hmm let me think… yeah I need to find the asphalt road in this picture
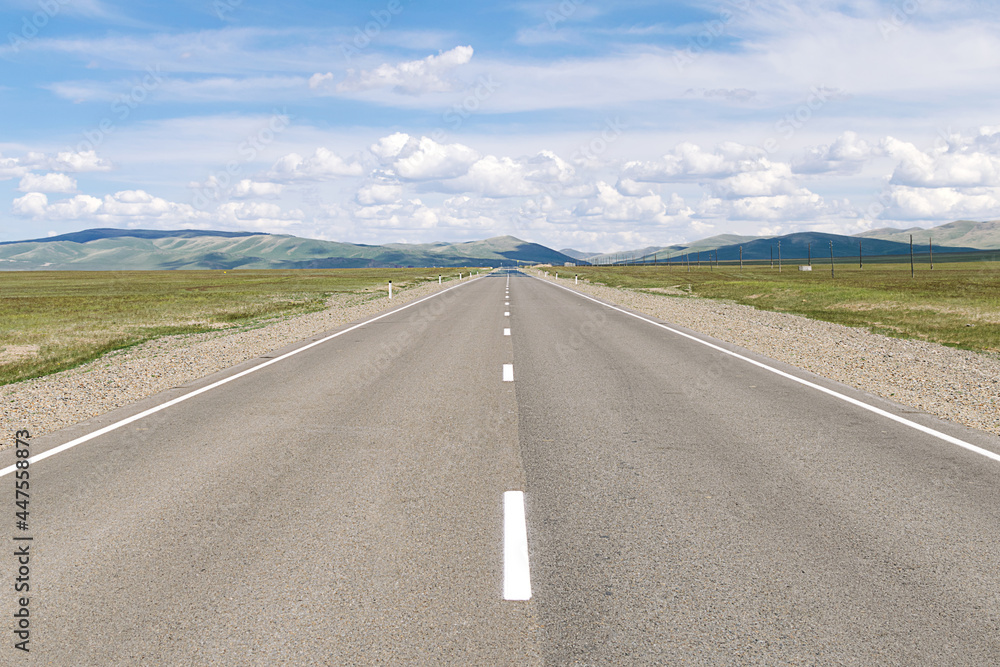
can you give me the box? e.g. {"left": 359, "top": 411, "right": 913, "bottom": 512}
{"left": 3, "top": 269, "right": 1000, "bottom": 665}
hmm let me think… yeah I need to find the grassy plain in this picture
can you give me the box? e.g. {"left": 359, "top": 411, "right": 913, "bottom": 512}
{"left": 0, "top": 268, "right": 479, "bottom": 386}
{"left": 556, "top": 259, "right": 1000, "bottom": 353}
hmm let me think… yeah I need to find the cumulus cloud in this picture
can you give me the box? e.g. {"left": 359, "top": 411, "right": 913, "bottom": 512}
{"left": 385, "top": 135, "right": 481, "bottom": 180}
{"left": 26, "top": 150, "right": 112, "bottom": 172}
{"left": 883, "top": 130, "right": 1000, "bottom": 188}
{"left": 308, "top": 72, "right": 333, "bottom": 89}
{"left": 18, "top": 172, "right": 78, "bottom": 193}
{"left": 622, "top": 142, "right": 769, "bottom": 182}
{"left": 574, "top": 182, "right": 689, "bottom": 224}
{"left": 231, "top": 180, "right": 284, "bottom": 198}
{"left": 793, "top": 131, "right": 874, "bottom": 175}
{"left": 0, "top": 155, "right": 29, "bottom": 180}
{"left": 268, "top": 147, "right": 364, "bottom": 181}
{"left": 356, "top": 182, "right": 403, "bottom": 205}
{"left": 880, "top": 185, "right": 1000, "bottom": 221}
{"left": 12, "top": 189, "right": 204, "bottom": 225}
{"left": 216, "top": 201, "right": 303, "bottom": 228}
{"left": 439, "top": 155, "right": 538, "bottom": 197}
{"left": 338, "top": 45, "right": 474, "bottom": 95}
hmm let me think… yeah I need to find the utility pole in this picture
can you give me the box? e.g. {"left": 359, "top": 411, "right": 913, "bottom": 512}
{"left": 778, "top": 240, "right": 781, "bottom": 273}
{"left": 739, "top": 246, "right": 743, "bottom": 273}
{"left": 808, "top": 242, "right": 811, "bottom": 267}
{"left": 930, "top": 237, "right": 933, "bottom": 270}
{"left": 770, "top": 245, "right": 773, "bottom": 269}
{"left": 859, "top": 240, "right": 863, "bottom": 269}
{"left": 830, "top": 240, "right": 834, "bottom": 278}
{"left": 910, "top": 234, "right": 914, "bottom": 278}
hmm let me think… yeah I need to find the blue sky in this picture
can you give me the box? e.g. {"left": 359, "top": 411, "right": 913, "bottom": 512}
{"left": 3, "top": 0, "right": 1000, "bottom": 251}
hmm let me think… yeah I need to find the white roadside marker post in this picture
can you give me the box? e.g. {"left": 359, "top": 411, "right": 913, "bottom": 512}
{"left": 388, "top": 280, "right": 392, "bottom": 299}
{"left": 575, "top": 274, "right": 578, "bottom": 284}
{"left": 439, "top": 275, "right": 441, "bottom": 284}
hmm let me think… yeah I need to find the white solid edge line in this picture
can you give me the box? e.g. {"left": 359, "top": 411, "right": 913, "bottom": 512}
{"left": 503, "top": 363, "right": 514, "bottom": 382}
{"left": 0, "top": 275, "right": 486, "bottom": 478}
{"left": 503, "top": 490, "right": 532, "bottom": 600}
{"left": 504, "top": 328, "right": 511, "bottom": 336}
{"left": 537, "top": 276, "right": 1000, "bottom": 465}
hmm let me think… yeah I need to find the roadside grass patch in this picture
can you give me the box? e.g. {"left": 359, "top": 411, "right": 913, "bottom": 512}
{"left": 0, "top": 268, "right": 476, "bottom": 385}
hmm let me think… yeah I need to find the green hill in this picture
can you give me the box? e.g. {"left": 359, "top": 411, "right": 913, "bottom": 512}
{"left": 0, "top": 228, "right": 579, "bottom": 270}
{"left": 855, "top": 220, "right": 1000, "bottom": 249}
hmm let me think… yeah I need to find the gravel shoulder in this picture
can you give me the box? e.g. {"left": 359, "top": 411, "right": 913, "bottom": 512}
{"left": 538, "top": 271, "right": 1000, "bottom": 438}
{"left": 4, "top": 270, "right": 999, "bottom": 447}
{"left": 0, "top": 277, "right": 469, "bottom": 446}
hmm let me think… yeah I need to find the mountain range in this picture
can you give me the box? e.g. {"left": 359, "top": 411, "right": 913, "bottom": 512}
{"left": 0, "top": 219, "right": 997, "bottom": 270}
{"left": 0, "top": 229, "right": 576, "bottom": 270}
{"left": 562, "top": 220, "right": 1000, "bottom": 264}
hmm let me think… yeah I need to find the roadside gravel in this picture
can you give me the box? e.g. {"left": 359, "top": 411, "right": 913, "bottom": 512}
{"left": 0, "top": 277, "right": 473, "bottom": 445}
{"left": 539, "top": 271, "right": 1000, "bottom": 438}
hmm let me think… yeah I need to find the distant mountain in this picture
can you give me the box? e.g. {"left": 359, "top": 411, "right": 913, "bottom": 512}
{"left": 647, "top": 231, "right": 978, "bottom": 263}
{"left": 586, "top": 233, "right": 765, "bottom": 264}
{"left": 855, "top": 220, "right": 1000, "bottom": 249}
{"left": 0, "top": 228, "right": 581, "bottom": 270}
{"left": 558, "top": 248, "right": 592, "bottom": 261}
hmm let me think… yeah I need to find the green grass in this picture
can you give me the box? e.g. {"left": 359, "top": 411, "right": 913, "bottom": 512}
{"left": 0, "top": 268, "right": 481, "bottom": 386}
{"left": 557, "top": 259, "right": 1000, "bottom": 353}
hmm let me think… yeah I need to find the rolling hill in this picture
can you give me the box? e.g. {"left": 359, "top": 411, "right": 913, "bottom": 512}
{"left": 855, "top": 220, "right": 1000, "bottom": 249}
{"left": 0, "top": 229, "right": 580, "bottom": 270}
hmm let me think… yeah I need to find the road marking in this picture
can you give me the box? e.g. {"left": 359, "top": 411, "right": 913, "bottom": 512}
{"left": 504, "top": 328, "right": 511, "bottom": 336}
{"left": 503, "top": 491, "right": 532, "bottom": 601}
{"left": 504, "top": 311, "right": 510, "bottom": 316}
{"left": 503, "top": 364, "right": 514, "bottom": 381}
{"left": 0, "top": 275, "right": 486, "bottom": 478}
{"left": 538, "top": 277, "right": 1000, "bottom": 465}
{"left": 505, "top": 301, "right": 510, "bottom": 305}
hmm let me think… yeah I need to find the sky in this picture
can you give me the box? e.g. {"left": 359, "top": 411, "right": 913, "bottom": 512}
{"left": 2, "top": 0, "right": 1000, "bottom": 252}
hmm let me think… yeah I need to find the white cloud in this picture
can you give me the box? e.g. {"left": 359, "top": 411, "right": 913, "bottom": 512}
{"left": 880, "top": 185, "right": 1000, "bottom": 221}
{"left": 0, "top": 155, "right": 29, "bottom": 180}
{"left": 389, "top": 135, "right": 481, "bottom": 180}
{"left": 12, "top": 193, "right": 50, "bottom": 218}
{"left": 308, "top": 72, "right": 334, "bottom": 90}
{"left": 216, "top": 201, "right": 303, "bottom": 228}
{"left": 356, "top": 183, "right": 403, "bottom": 205}
{"left": 27, "top": 150, "right": 112, "bottom": 173}
{"left": 793, "top": 131, "right": 874, "bottom": 175}
{"left": 573, "top": 181, "right": 688, "bottom": 224}
{"left": 370, "top": 132, "right": 413, "bottom": 162}
{"left": 623, "top": 142, "right": 768, "bottom": 182}
{"left": 18, "top": 173, "right": 78, "bottom": 193}
{"left": 883, "top": 129, "right": 1000, "bottom": 188}
{"left": 338, "top": 45, "right": 474, "bottom": 95}
{"left": 268, "top": 147, "right": 364, "bottom": 181}
{"left": 440, "top": 155, "right": 538, "bottom": 197}
{"left": 232, "top": 180, "right": 284, "bottom": 198}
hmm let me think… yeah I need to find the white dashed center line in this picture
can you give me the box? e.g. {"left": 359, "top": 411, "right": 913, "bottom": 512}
{"left": 502, "top": 364, "right": 514, "bottom": 381}
{"left": 504, "top": 328, "right": 511, "bottom": 336}
{"left": 503, "top": 491, "right": 532, "bottom": 601}
{"left": 504, "top": 311, "right": 510, "bottom": 316}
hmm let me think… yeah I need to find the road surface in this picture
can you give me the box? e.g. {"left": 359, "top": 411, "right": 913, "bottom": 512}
{"left": 3, "top": 270, "right": 1000, "bottom": 665}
